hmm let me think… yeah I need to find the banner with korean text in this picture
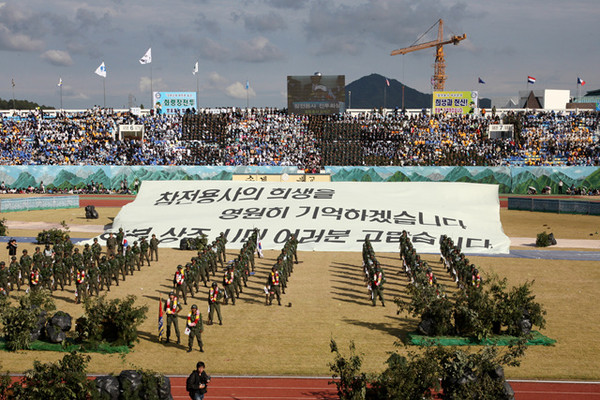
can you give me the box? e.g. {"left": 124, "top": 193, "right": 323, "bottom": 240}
{"left": 432, "top": 91, "right": 478, "bottom": 114}
{"left": 95, "top": 181, "right": 510, "bottom": 254}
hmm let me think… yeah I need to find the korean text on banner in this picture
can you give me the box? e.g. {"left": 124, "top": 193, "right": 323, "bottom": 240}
{"left": 91, "top": 181, "right": 509, "bottom": 254}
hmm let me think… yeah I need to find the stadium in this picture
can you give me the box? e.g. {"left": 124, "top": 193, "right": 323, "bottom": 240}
{"left": 1, "top": 2, "right": 600, "bottom": 398}
{"left": 1, "top": 101, "right": 599, "bottom": 399}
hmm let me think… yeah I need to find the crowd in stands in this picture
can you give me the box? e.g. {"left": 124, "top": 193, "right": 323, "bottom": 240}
{"left": 1, "top": 108, "right": 599, "bottom": 169}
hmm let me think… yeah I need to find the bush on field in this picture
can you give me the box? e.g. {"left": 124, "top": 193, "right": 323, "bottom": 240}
{"left": 76, "top": 295, "right": 148, "bottom": 347}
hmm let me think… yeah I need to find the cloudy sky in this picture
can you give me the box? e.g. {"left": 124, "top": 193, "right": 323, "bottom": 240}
{"left": 0, "top": 0, "right": 598, "bottom": 109}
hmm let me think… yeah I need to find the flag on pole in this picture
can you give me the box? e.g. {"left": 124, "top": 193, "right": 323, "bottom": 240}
{"left": 139, "top": 48, "right": 152, "bottom": 64}
{"left": 58, "top": 78, "right": 63, "bottom": 87}
{"left": 95, "top": 62, "right": 107, "bottom": 77}
{"left": 386, "top": 78, "right": 390, "bottom": 87}
{"left": 158, "top": 298, "right": 165, "bottom": 341}
{"left": 193, "top": 61, "right": 198, "bottom": 75}
{"left": 478, "top": 77, "right": 485, "bottom": 84}
{"left": 11, "top": 79, "right": 15, "bottom": 88}
{"left": 577, "top": 77, "right": 586, "bottom": 86}
{"left": 245, "top": 80, "right": 249, "bottom": 90}
{"left": 256, "top": 235, "right": 263, "bottom": 258}
{"left": 527, "top": 76, "right": 536, "bottom": 84}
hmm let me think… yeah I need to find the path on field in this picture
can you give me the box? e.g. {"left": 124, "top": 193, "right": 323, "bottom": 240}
{"left": 164, "top": 376, "right": 600, "bottom": 400}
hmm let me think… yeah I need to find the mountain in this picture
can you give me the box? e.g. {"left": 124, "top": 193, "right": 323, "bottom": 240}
{"left": 11, "top": 172, "right": 37, "bottom": 189}
{"left": 345, "top": 73, "right": 491, "bottom": 109}
{"left": 51, "top": 169, "right": 83, "bottom": 188}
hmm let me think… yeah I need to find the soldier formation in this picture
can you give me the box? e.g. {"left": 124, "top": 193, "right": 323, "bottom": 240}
{"left": 265, "top": 234, "right": 298, "bottom": 306}
{"left": 362, "top": 238, "right": 386, "bottom": 307}
{"left": 440, "top": 235, "right": 482, "bottom": 289}
{"left": 399, "top": 231, "right": 446, "bottom": 298}
{"left": 0, "top": 233, "right": 160, "bottom": 303}
{"left": 162, "top": 230, "right": 301, "bottom": 351}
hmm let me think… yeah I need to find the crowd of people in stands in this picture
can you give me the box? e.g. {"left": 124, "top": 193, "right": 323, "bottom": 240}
{"left": 1, "top": 108, "right": 599, "bottom": 169}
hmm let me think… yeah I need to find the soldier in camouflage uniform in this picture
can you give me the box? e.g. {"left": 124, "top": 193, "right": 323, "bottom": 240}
{"left": 63, "top": 235, "right": 74, "bottom": 258}
{"left": 75, "top": 266, "right": 87, "bottom": 304}
{"left": 32, "top": 246, "right": 44, "bottom": 270}
{"left": 131, "top": 241, "right": 141, "bottom": 271}
{"left": 99, "top": 256, "right": 112, "bottom": 291}
{"left": 39, "top": 259, "right": 53, "bottom": 292}
{"left": 140, "top": 237, "right": 151, "bottom": 266}
{"left": 116, "top": 228, "right": 125, "bottom": 255}
{"left": 150, "top": 234, "right": 159, "bottom": 261}
{"left": 0, "top": 262, "right": 10, "bottom": 295}
{"left": 82, "top": 244, "right": 93, "bottom": 268}
{"left": 91, "top": 238, "right": 102, "bottom": 267}
{"left": 52, "top": 254, "right": 67, "bottom": 291}
{"left": 109, "top": 253, "right": 120, "bottom": 286}
{"left": 115, "top": 250, "right": 126, "bottom": 280}
{"left": 88, "top": 263, "right": 100, "bottom": 296}
{"left": 125, "top": 247, "right": 135, "bottom": 275}
{"left": 222, "top": 264, "right": 236, "bottom": 305}
{"left": 8, "top": 256, "right": 21, "bottom": 291}
{"left": 196, "top": 252, "right": 209, "bottom": 288}
{"left": 19, "top": 249, "right": 32, "bottom": 287}
{"left": 106, "top": 232, "right": 117, "bottom": 257}
{"left": 184, "top": 263, "right": 196, "bottom": 298}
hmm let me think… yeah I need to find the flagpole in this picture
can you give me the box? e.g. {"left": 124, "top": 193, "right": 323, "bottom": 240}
{"left": 246, "top": 79, "right": 249, "bottom": 109}
{"left": 103, "top": 77, "right": 106, "bottom": 108}
{"left": 150, "top": 64, "right": 153, "bottom": 111}
{"left": 384, "top": 83, "right": 387, "bottom": 110}
{"left": 60, "top": 84, "right": 63, "bottom": 110}
{"left": 11, "top": 79, "right": 15, "bottom": 110}
{"left": 196, "top": 61, "right": 199, "bottom": 110}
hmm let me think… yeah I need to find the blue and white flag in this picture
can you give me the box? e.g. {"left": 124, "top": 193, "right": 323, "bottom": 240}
{"left": 245, "top": 80, "right": 249, "bottom": 90}
{"left": 139, "top": 48, "right": 152, "bottom": 65}
{"left": 95, "top": 62, "right": 107, "bottom": 78}
{"left": 193, "top": 61, "right": 198, "bottom": 75}
{"left": 57, "top": 78, "right": 63, "bottom": 87}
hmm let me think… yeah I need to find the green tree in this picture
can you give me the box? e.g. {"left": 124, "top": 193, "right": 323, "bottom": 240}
{"left": 328, "top": 339, "right": 368, "bottom": 400}
{"left": 11, "top": 352, "right": 96, "bottom": 399}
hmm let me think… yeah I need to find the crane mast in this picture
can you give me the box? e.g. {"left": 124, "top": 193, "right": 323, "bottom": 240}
{"left": 391, "top": 19, "right": 466, "bottom": 91}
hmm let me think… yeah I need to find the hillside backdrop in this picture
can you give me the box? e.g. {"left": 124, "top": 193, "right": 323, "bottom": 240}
{"left": 345, "top": 73, "right": 491, "bottom": 109}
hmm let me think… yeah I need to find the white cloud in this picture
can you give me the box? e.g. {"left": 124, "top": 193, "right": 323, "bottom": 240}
{"left": 0, "top": 24, "right": 43, "bottom": 51}
{"left": 139, "top": 77, "right": 166, "bottom": 93}
{"left": 207, "top": 72, "right": 229, "bottom": 88}
{"left": 225, "top": 81, "right": 256, "bottom": 99}
{"left": 234, "top": 36, "right": 283, "bottom": 62}
{"left": 41, "top": 49, "right": 73, "bottom": 66}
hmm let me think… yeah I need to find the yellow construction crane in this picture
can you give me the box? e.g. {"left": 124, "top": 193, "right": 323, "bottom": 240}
{"left": 391, "top": 19, "right": 466, "bottom": 91}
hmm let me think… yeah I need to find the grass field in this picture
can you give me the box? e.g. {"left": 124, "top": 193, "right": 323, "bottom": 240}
{"left": 0, "top": 207, "right": 599, "bottom": 380}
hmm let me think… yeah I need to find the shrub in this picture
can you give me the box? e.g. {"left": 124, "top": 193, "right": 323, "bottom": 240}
{"left": 535, "top": 232, "right": 550, "bottom": 247}
{"left": 329, "top": 339, "right": 525, "bottom": 400}
{"left": 11, "top": 352, "right": 96, "bottom": 400}
{"left": 76, "top": 295, "right": 148, "bottom": 347}
{"left": 36, "top": 228, "right": 69, "bottom": 245}
{"left": 328, "top": 339, "right": 368, "bottom": 400}
{"left": 0, "top": 218, "right": 7, "bottom": 236}
{"left": 0, "top": 290, "right": 55, "bottom": 351}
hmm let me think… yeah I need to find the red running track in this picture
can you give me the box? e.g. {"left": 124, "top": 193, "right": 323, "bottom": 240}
{"left": 166, "top": 377, "right": 600, "bottom": 400}
{"left": 8, "top": 374, "right": 600, "bottom": 398}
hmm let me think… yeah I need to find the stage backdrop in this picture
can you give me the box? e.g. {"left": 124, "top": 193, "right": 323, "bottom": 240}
{"left": 91, "top": 181, "right": 510, "bottom": 254}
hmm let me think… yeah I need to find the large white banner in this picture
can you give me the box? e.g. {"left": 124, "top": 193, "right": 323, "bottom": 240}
{"left": 93, "top": 181, "right": 510, "bottom": 254}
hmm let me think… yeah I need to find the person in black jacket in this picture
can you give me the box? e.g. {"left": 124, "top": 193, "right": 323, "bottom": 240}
{"left": 186, "top": 361, "right": 210, "bottom": 400}
{"left": 7, "top": 239, "right": 17, "bottom": 258}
